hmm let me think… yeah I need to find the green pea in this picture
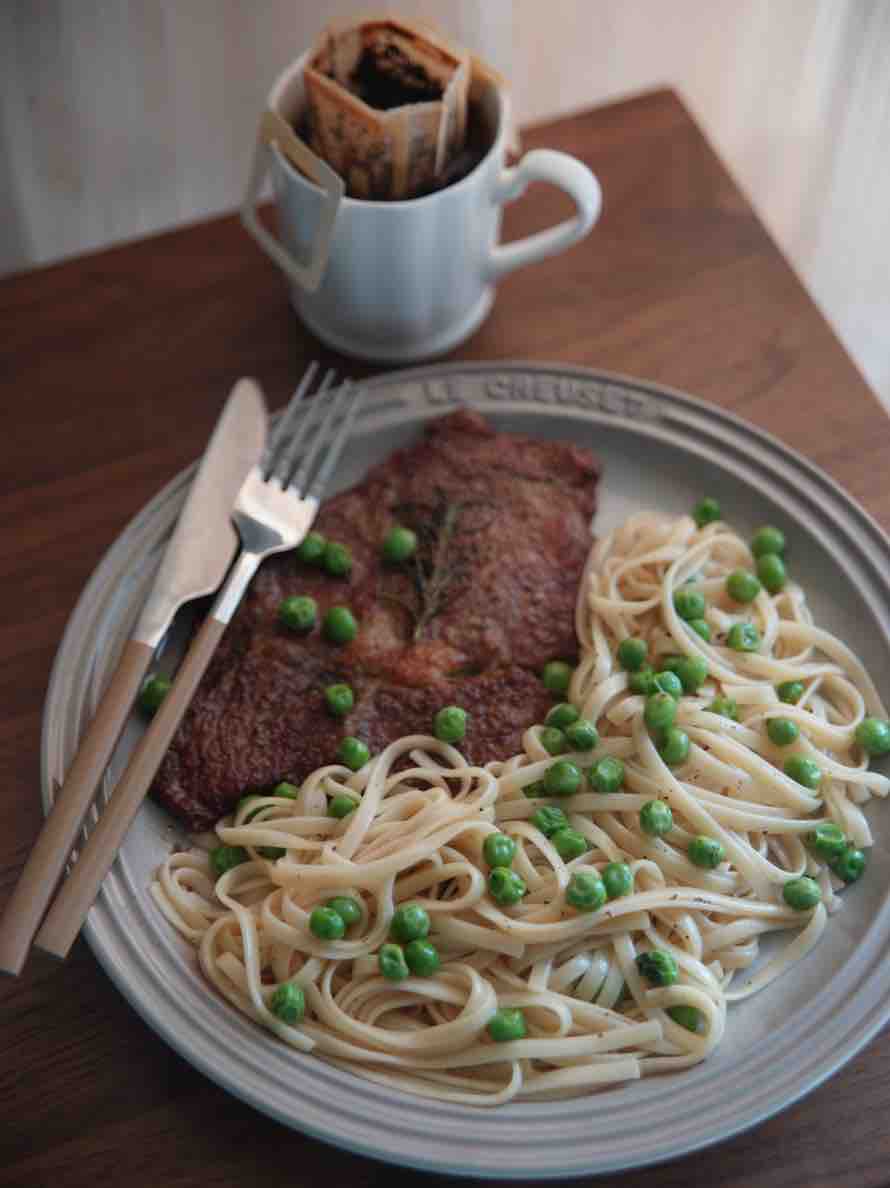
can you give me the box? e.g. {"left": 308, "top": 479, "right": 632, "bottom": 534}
{"left": 488, "top": 867, "right": 527, "bottom": 905}
{"left": 236, "top": 802, "right": 262, "bottom": 830}
{"left": 693, "top": 497, "right": 721, "bottom": 528}
{"left": 322, "top": 540, "right": 352, "bottom": 577}
{"left": 726, "top": 570, "right": 761, "bottom": 604}
{"left": 378, "top": 943, "right": 409, "bottom": 981}
{"left": 530, "top": 805, "right": 568, "bottom": 837}
{"left": 784, "top": 755, "right": 821, "bottom": 790}
{"left": 766, "top": 717, "right": 799, "bottom": 747}
{"left": 645, "top": 691, "right": 677, "bottom": 732}
{"left": 807, "top": 822, "right": 847, "bottom": 861}
{"left": 382, "top": 525, "right": 417, "bottom": 563}
{"left": 542, "top": 660, "right": 573, "bottom": 696}
{"left": 324, "top": 682, "right": 354, "bottom": 717}
{"left": 483, "top": 833, "right": 517, "bottom": 868}
{"left": 545, "top": 702, "right": 579, "bottom": 729}
{"left": 727, "top": 622, "right": 760, "bottom": 652}
{"left": 139, "top": 675, "right": 171, "bottom": 717}
{"left": 777, "top": 680, "right": 805, "bottom": 704}
{"left": 258, "top": 846, "right": 286, "bottom": 860}
{"left": 523, "top": 780, "right": 546, "bottom": 799}
{"left": 309, "top": 905, "right": 346, "bottom": 940}
{"left": 337, "top": 736, "right": 370, "bottom": 772}
{"left": 617, "top": 638, "right": 648, "bottom": 671}
{"left": 564, "top": 719, "right": 599, "bottom": 751}
{"left": 659, "top": 654, "right": 685, "bottom": 674}
{"left": 487, "top": 1007, "right": 527, "bottom": 1043}
{"left": 588, "top": 755, "right": 625, "bottom": 794}
{"left": 325, "top": 896, "right": 362, "bottom": 926}
{"left": 565, "top": 870, "right": 606, "bottom": 913}
{"left": 674, "top": 654, "right": 709, "bottom": 693}
{"left": 237, "top": 793, "right": 263, "bottom": 822}
{"left": 235, "top": 801, "right": 263, "bottom": 829}
{"left": 434, "top": 705, "right": 467, "bottom": 744}
{"left": 273, "top": 781, "right": 299, "bottom": 799}
{"left": 278, "top": 595, "right": 317, "bottom": 633}
{"left": 328, "top": 794, "right": 358, "bottom": 819}
{"left": 782, "top": 876, "right": 821, "bottom": 910}
{"left": 855, "top": 717, "right": 890, "bottom": 757}
{"left": 689, "top": 618, "right": 711, "bottom": 642}
{"left": 270, "top": 982, "right": 305, "bottom": 1024}
{"left": 404, "top": 939, "right": 440, "bottom": 977}
{"left": 629, "top": 666, "right": 657, "bottom": 695}
{"left": 602, "top": 861, "right": 633, "bottom": 899}
{"left": 660, "top": 727, "right": 690, "bottom": 766}
{"left": 706, "top": 696, "right": 738, "bottom": 720}
{"left": 296, "top": 531, "right": 326, "bottom": 564}
{"left": 322, "top": 606, "right": 358, "bottom": 645}
{"left": 551, "top": 828, "right": 588, "bottom": 862}
{"left": 391, "top": 904, "right": 431, "bottom": 943}
{"left": 540, "top": 726, "right": 567, "bottom": 756}
{"left": 757, "top": 553, "right": 786, "bottom": 594}
{"left": 640, "top": 800, "right": 673, "bottom": 837}
{"left": 545, "top": 759, "right": 583, "bottom": 797}
{"left": 751, "top": 525, "right": 785, "bottom": 558}
{"left": 667, "top": 1004, "right": 702, "bottom": 1033}
{"left": 829, "top": 845, "right": 866, "bottom": 884}
{"left": 654, "top": 671, "right": 684, "bottom": 699}
{"left": 636, "top": 949, "right": 678, "bottom": 986}
{"left": 688, "top": 835, "right": 725, "bottom": 869}
{"left": 673, "top": 588, "right": 706, "bottom": 621}
{"left": 210, "top": 844, "right": 248, "bottom": 877}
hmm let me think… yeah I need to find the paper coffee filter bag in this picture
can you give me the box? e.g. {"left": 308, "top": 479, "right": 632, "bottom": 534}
{"left": 303, "top": 15, "right": 470, "bottom": 200}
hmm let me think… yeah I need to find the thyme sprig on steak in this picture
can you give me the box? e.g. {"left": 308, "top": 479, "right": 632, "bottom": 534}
{"left": 387, "top": 489, "right": 494, "bottom": 641}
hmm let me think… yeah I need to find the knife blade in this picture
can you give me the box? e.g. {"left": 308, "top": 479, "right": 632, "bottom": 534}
{"left": 133, "top": 378, "right": 267, "bottom": 647}
{"left": 0, "top": 379, "right": 267, "bottom": 976}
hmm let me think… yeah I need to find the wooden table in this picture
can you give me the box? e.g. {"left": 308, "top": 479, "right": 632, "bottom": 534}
{"left": 2, "top": 89, "right": 888, "bottom": 1188}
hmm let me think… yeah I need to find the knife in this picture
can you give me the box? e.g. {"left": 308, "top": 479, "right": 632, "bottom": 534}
{"left": 0, "top": 379, "right": 267, "bottom": 976}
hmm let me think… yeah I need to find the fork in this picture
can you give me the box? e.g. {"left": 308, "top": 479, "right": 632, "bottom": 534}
{"left": 35, "top": 364, "right": 363, "bottom": 959}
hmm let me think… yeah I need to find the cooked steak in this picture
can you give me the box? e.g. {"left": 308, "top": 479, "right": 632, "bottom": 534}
{"left": 153, "top": 409, "right": 600, "bottom": 829}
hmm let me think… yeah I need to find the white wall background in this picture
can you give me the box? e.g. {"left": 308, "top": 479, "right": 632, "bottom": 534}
{"left": 2, "top": 1, "right": 888, "bottom": 403}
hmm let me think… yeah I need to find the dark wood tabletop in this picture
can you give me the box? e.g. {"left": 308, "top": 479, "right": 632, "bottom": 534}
{"left": 2, "top": 88, "right": 889, "bottom": 1188}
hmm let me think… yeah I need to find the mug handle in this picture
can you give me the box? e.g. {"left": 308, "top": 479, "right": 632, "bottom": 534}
{"left": 240, "top": 112, "right": 345, "bottom": 294}
{"left": 485, "top": 149, "right": 602, "bottom": 281}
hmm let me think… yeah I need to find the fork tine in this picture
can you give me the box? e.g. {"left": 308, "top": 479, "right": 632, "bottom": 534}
{"left": 306, "top": 385, "right": 365, "bottom": 500}
{"left": 261, "top": 361, "right": 320, "bottom": 479}
{"left": 289, "top": 379, "right": 352, "bottom": 494}
{"left": 269, "top": 368, "right": 336, "bottom": 485}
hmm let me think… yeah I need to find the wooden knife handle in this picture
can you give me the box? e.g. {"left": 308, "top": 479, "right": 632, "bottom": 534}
{"left": 35, "top": 614, "right": 227, "bottom": 961}
{"left": 0, "top": 638, "right": 153, "bottom": 976}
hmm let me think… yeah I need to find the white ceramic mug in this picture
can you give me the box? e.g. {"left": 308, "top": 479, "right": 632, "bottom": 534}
{"left": 242, "top": 52, "right": 602, "bottom": 363}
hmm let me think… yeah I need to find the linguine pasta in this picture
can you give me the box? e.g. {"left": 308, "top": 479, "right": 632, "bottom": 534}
{"left": 153, "top": 511, "right": 889, "bottom": 1105}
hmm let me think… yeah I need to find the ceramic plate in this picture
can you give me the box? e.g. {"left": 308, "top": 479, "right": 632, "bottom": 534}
{"left": 42, "top": 364, "right": 890, "bottom": 1179}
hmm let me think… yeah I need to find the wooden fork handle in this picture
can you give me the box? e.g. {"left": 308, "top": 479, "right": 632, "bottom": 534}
{"left": 0, "top": 638, "right": 153, "bottom": 976}
{"left": 35, "top": 614, "right": 227, "bottom": 960}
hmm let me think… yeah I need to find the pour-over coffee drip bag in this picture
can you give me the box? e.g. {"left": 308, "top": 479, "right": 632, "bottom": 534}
{"left": 303, "top": 16, "right": 470, "bottom": 200}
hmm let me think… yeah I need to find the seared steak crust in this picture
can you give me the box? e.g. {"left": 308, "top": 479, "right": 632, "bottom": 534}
{"left": 153, "top": 409, "right": 600, "bottom": 829}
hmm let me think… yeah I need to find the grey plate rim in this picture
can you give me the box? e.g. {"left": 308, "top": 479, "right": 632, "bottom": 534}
{"left": 41, "top": 362, "right": 890, "bottom": 1179}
